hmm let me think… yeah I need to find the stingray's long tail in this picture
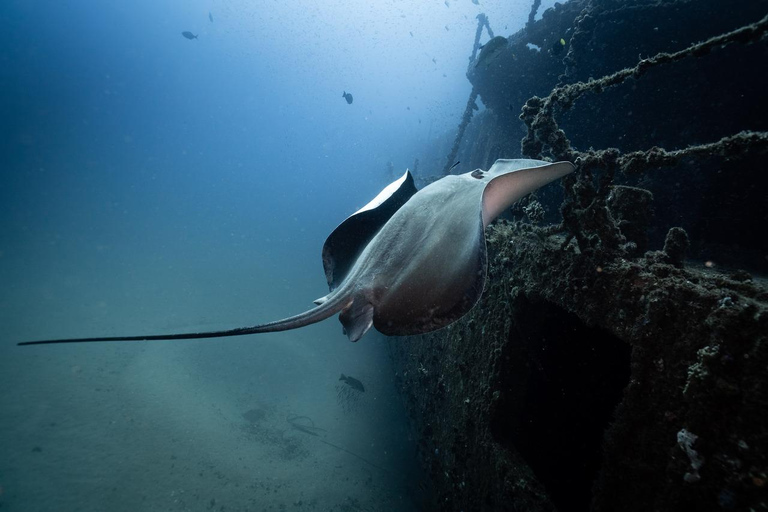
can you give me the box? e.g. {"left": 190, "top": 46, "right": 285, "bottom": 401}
{"left": 17, "top": 292, "right": 353, "bottom": 346}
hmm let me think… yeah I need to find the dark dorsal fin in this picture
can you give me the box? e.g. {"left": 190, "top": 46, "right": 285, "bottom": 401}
{"left": 321, "top": 170, "right": 417, "bottom": 291}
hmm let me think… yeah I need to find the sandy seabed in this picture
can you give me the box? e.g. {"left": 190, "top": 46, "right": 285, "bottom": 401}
{"left": 0, "top": 266, "right": 425, "bottom": 512}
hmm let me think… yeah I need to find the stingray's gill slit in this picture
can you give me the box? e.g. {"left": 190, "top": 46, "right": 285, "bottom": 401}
{"left": 18, "top": 159, "right": 574, "bottom": 347}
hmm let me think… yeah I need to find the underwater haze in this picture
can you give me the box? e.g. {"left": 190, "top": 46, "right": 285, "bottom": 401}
{"left": 0, "top": 0, "right": 560, "bottom": 510}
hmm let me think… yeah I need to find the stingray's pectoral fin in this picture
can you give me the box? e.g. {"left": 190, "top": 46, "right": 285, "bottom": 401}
{"left": 338, "top": 300, "right": 374, "bottom": 342}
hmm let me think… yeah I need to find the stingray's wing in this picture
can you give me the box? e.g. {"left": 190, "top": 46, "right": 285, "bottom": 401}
{"left": 321, "top": 170, "right": 417, "bottom": 291}
{"left": 482, "top": 160, "right": 575, "bottom": 226}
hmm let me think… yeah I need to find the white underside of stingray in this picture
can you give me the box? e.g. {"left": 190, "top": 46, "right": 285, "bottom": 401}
{"left": 19, "top": 159, "right": 574, "bottom": 346}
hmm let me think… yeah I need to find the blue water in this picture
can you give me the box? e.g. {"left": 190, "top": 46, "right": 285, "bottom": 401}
{"left": 0, "top": 1, "right": 558, "bottom": 510}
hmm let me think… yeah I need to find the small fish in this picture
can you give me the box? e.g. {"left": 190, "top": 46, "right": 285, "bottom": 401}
{"left": 472, "top": 0, "right": 479, "bottom": 4}
{"left": 551, "top": 38, "right": 566, "bottom": 55}
{"left": 448, "top": 161, "right": 460, "bottom": 172}
{"left": 445, "top": 0, "right": 450, "bottom": 6}
{"left": 339, "top": 374, "right": 365, "bottom": 392}
{"left": 181, "top": 31, "right": 198, "bottom": 40}
{"left": 409, "top": 31, "right": 414, "bottom": 37}
{"left": 432, "top": 57, "right": 436, "bottom": 64}
{"left": 209, "top": 12, "right": 213, "bottom": 22}
{"left": 342, "top": 91, "right": 353, "bottom": 104}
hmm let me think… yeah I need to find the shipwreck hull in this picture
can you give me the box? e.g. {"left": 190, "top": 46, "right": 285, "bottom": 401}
{"left": 389, "top": 225, "right": 767, "bottom": 511}
{"left": 389, "top": 0, "right": 768, "bottom": 510}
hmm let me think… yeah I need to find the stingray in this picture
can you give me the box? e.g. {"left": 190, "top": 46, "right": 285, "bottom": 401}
{"left": 18, "top": 159, "right": 574, "bottom": 346}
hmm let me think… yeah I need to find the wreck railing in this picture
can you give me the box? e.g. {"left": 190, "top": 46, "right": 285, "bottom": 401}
{"left": 520, "top": 10, "right": 768, "bottom": 255}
